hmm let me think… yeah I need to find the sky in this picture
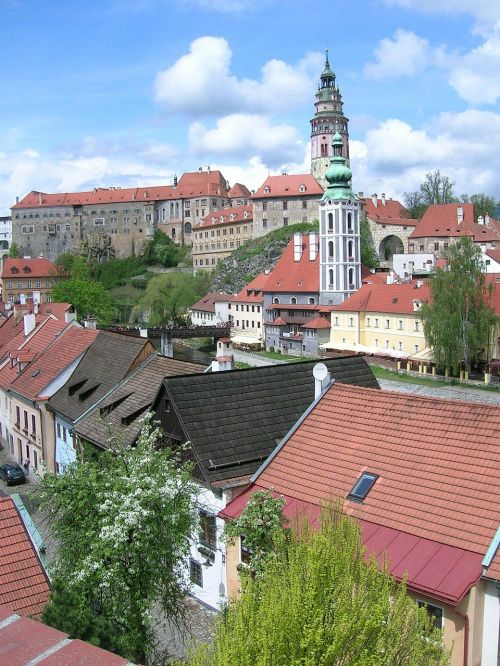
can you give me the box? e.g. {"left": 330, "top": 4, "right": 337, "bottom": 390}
{"left": 1, "top": 0, "right": 500, "bottom": 214}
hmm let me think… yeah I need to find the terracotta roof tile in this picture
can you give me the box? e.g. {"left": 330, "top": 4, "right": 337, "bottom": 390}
{"left": 252, "top": 174, "right": 323, "bottom": 199}
{"left": 363, "top": 197, "right": 412, "bottom": 223}
{"left": 189, "top": 292, "right": 230, "bottom": 313}
{"left": 264, "top": 234, "right": 319, "bottom": 293}
{"left": 1, "top": 258, "right": 58, "bottom": 279}
{"left": 228, "top": 183, "right": 251, "bottom": 199}
{"left": 408, "top": 203, "right": 500, "bottom": 241}
{"left": 198, "top": 204, "right": 252, "bottom": 229}
{"left": 331, "top": 281, "right": 430, "bottom": 314}
{"left": 0, "top": 497, "right": 50, "bottom": 617}
{"left": 230, "top": 273, "right": 267, "bottom": 304}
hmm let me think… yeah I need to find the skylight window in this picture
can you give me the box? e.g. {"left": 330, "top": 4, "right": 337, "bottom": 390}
{"left": 347, "top": 472, "right": 378, "bottom": 501}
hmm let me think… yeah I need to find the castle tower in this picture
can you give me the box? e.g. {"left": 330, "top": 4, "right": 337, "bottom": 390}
{"left": 310, "top": 51, "right": 350, "bottom": 188}
{"left": 318, "top": 132, "right": 360, "bottom": 305}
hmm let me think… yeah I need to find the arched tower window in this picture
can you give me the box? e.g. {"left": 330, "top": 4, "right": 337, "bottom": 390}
{"left": 328, "top": 269, "right": 334, "bottom": 287}
{"left": 348, "top": 267, "right": 354, "bottom": 287}
{"left": 347, "top": 212, "right": 353, "bottom": 232}
{"left": 348, "top": 240, "right": 353, "bottom": 258}
{"left": 273, "top": 297, "right": 280, "bottom": 304}
{"left": 290, "top": 297, "right": 297, "bottom": 305}
{"left": 328, "top": 213, "right": 334, "bottom": 231}
{"left": 328, "top": 241, "right": 334, "bottom": 258}
{"left": 321, "top": 143, "right": 328, "bottom": 157}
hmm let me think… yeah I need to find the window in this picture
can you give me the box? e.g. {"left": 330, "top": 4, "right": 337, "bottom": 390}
{"left": 240, "top": 536, "right": 252, "bottom": 564}
{"left": 94, "top": 218, "right": 105, "bottom": 226}
{"left": 349, "top": 317, "right": 354, "bottom": 327}
{"left": 24, "top": 410, "right": 28, "bottom": 430}
{"left": 33, "top": 449, "right": 38, "bottom": 470}
{"left": 273, "top": 297, "right": 280, "bottom": 304}
{"left": 334, "top": 316, "right": 339, "bottom": 326}
{"left": 15, "top": 405, "right": 20, "bottom": 426}
{"left": 398, "top": 341, "right": 403, "bottom": 351}
{"left": 328, "top": 241, "right": 334, "bottom": 258}
{"left": 414, "top": 345, "right": 419, "bottom": 353}
{"left": 189, "top": 559, "right": 203, "bottom": 587}
{"left": 374, "top": 318, "right": 379, "bottom": 328}
{"left": 57, "top": 422, "right": 61, "bottom": 438}
{"left": 31, "top": 414, "right": 36, "bottom": 435}
{"left": 398, "top": 320, "right": 403, "bottom": 330}
{"left": 434, "top": 242, "right": 439, "bottom": 251}
{"left": 328, "top": 213, "right": 333, "bottom": 231}
{"left": 309, "top": 297, "right": 315, "bottom": 305}
{"left": 418, "top": 602, "right": 443, "bottom": 629}
{"left": 414, "top": 320, "right": 420, "bottom": 332}
{"left": 199, "top": 510, "right": 217, "bottom": 549}
{"left": 347, "top": 472, "right": 378, "bottom": 501}
{"left": 283, "top": 217, "right": 289, "bottom": 226}
{"left": 290, "top": 297, "right": 297, "bottom": 305}
{"left": 385, "top": 319, "right": 390, "bottom": 329}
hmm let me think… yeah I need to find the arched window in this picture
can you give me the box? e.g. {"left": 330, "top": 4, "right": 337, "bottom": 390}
{"left": 171, "top": 228, "right": 176, "bottom": 239}
{"left": 309, "top": 297, "right": 316, "bottom": 305}
{"left": 184, "top": 222, "right": 192, "bottom": 234}
{"left": 328, "top": 241, "right": 334, "bottom": 258}
{"left": 348, "top": 268, "right": 354, "bottom": 287}
{"left": 348, "top": 240, "right": 353, "bottom": 258}
{"left": 328, "top": 213, "right": 334, "bottom": 231}
{"left": 321, "top": 143, "right": 328, "bottom": 157}
{"left": 347, "top": 212, "right": 353, "bottom": 232}
{"left": 328, "top": 269, "right": 334, "bottom": 287}
{"left": 273, "top": 297, "right": 280, "bottom": 304}
{"left": 290, "top": 297, "right": 297, "bottom": 305}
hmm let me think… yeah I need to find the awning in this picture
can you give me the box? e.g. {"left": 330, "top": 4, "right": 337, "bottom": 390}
{"left": 231, "top": 333, "right": 263, "bottom": 345}
{"left": 409, "top": 347, "right": 435, "bottom": 362}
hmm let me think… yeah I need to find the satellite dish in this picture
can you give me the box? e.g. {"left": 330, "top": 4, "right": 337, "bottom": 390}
{"left": 312, "top": 363, "right": 328, "bottom": 382}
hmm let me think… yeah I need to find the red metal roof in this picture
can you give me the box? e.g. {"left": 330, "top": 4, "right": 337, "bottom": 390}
{"left": 0, "top": 605, "right": 131, "bottom": 664}
{"left": 0, "top": 497, "right": 51, "bottom": 618}
{"left": 252, "top": 174, "right": 323, "bottom": 199}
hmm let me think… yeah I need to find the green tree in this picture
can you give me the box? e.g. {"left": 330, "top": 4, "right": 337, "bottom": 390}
{"left": 184, "top": 501, "right": 448, "bottom": 666}
{"left": 403, "top": 191, "right": 428, "bottom": 219}
{"left": 420, "top": 237, "right": 497, "bottom": 374}
{"left": 39, "top": 414, "right": 197, "bottom": 663}
{"left": 8, "top": 242, "right": 22, "bottom": 258}
{"left": 460, "top": 193, "right": 498, "bottom": 221}
{"left": 52, "top": 277, "right": 113, "bottom": 323}
{"left": 143, "top": 230, "right": 185, "bottom": 267}
{"left": 360, "top": 217, "right": 379, "bottom": 268}
{"left": 135, "top": 271, "right": 210, "bottom": 326}
{"left": 419, "top": 169, "right": 456, "bottom": 206}
{"left": 42, "top": 578, "right": 120, "bottom": 653}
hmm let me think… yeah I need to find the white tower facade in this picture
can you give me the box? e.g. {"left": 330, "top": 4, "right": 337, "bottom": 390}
{"left": 318, "top": 132, "right": 361, "bottom": 305}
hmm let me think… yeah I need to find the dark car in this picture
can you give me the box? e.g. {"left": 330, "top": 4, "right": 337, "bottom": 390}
{"left": 0, "top": 463, "right": 26, "bottom": 486}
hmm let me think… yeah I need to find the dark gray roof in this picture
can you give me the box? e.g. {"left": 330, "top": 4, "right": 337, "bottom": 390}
{"left": 75, "top": 353, "right": 205, "bottom": 448}
{"left": 159, "top": 356, "right": 379, "bottom": 485}
{"left": 48, "top": 330, "right": 154, "bottom": 422}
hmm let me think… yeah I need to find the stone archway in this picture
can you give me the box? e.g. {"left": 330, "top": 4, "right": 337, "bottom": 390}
{"left": 379, "top": 235, "right": 404, "bottom": 264}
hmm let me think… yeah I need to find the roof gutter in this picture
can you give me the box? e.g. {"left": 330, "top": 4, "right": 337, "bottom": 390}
{"left": 251, "top": 378, "right": 335, "bottom": 483}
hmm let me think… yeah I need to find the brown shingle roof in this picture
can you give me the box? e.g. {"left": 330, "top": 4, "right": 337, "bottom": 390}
{"left": 0, "top": 497, "right": 50, "bottom": 618}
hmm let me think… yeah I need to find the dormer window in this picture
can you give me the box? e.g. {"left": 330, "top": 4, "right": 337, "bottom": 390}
{"left": 263, "top": 186, "right": 270, "bottom": 194}
{"left": 10, "top": 267, "right": 19, "bottom": 274}
{"left": 23, "top": 266, "right": 31, "bottom": 273}
{"left": 348, "top": 472, "right": 378, "bottom": 502}
{"left": 299, "top": 184, "right": 306, "bottom": 193}
{"left": 244, "top": 211, "right": 248, "bottom": 219}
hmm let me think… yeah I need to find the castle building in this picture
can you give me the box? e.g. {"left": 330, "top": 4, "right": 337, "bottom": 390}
{"left": 192, "top": 204, "right": 253, "bottom": 270}
{"left": 318, "top": 132, "right": 361, "bottom": 305}
{"left": 310, "top": 51, "right": 350, "bottom": 188}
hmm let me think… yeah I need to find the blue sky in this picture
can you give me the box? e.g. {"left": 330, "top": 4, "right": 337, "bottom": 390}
{"left": 1, "top": 0, "right": 499, "bottom": 214}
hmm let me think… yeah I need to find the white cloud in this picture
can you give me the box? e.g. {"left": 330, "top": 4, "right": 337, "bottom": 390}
{"left": 351, "top": 110, "right": 500, "bottom": 200}
{"left": 364, "top": 29, "right": 439, "bottom": 79}
{"left": 188, "top": 113, "right": 304, "bottom": 166}
{"left": 448, "top": 27, "right": 500, "bottom": 103}
{"left": 154, "top": 36, "right": 322, "bottom": 116}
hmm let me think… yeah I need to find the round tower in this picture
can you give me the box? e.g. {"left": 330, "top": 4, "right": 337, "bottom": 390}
{"left": 310, "top": 50, "right": 350, "bottom": 189}
{"left": 318, "top": 132, "right": 360, "bottom": 305}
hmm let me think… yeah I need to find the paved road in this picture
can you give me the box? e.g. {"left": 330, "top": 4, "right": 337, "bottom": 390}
{"left": 378, "top": 378, "right": 500, "bottom": 406}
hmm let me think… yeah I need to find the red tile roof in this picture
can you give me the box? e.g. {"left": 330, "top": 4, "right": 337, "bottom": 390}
{"left": 8, "top": 327, "right": 98, "bottom": 400}
{"left": 225, "top": 382, "right": 500, "bottom": 595}
{"left": 0, "top": 604, "right": 130, "bottom": 664}
{"left": 1, "top": 258, "right": 58, "bottom": 279}
{"left": 189, "top": 292, "right": 229, "bottom": 314}
{"left": 252, "top": 174, "right": 323, "bottom": 199}
{"left": 360, "top": 266, "right": 388, "bottom": 284}
{"left": 408, "top": 203, "right": 500, "bottom": 241}
{"left": 331, "top": 281, "right": 430, "bottom": 314}
{"left": 264, "top": 234, "right": 319, "bottom": 293}
{"left": 0, "top": 497, "right": 50, "bottom": 617}
{"left": 301, "top": 316, "right": 330, "bottom": 329}
{"left": 230, "top": 273, "right": 267, "bottom": 304}
{"left": 198, "top": 204, "right": 252, "bottom": 229}
{"left": 363, "top": 197, "right": 413, "bottom": 224}
{"left": 13, "top": 171, "right": 230, "bottom": 209}
{"left": 486, "top": 249, "right": 500, "bottom": 264}
{"left": 228, "top": 183, "right": 251, "bottom": 199}
{"left": 0, "top": 316, "right": 67, "bottom": 370}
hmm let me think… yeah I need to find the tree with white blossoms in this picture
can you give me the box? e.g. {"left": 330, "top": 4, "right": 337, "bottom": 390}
{"left": 40, "top": 413, "right": 197, "bottom": 663}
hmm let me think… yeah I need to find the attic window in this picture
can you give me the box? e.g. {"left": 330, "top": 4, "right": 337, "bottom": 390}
{"left": 263, "top": 186, "right": 270, "bottom": 194}
{"left": 11, "top": 267, "right": 19, "bottom": 274}
{"left": 347, "top": 472, "right": 378, "bottom": 502}
{"left": 23, "top": 266, "right": 31, "bottom": 273}
{"left": 68, "top": 378, "right": 88, "bottom": 396}
{"left": 78, "top": 384, "right": 101, "bottom": 401}
{"left": 31, "top": 370, "right": 40, "bottom": 377}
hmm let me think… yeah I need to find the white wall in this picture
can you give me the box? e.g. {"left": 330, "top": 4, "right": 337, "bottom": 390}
{"left": 481, "top": 580, "right": 500, "bottom": 665}
{"left": 392, "top": 253, "right": 435, "bottom": 279}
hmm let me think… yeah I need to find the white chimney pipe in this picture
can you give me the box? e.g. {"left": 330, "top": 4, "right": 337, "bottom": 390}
{"left": 24, "top": 313, "right": 36, "bottom": 337}
{"left": 293, "top": 232, "right": 303, "bottom": 262}
{"left": 371, "top": 193, "right": 378, "bottom": 207}
{"left": 381, "top": 193, "right": 386, "bottom": 206}
{"left": 457, "top": 206, "right": 464, "bottom": 224}
{"left": 478, "top": 215, "right": 485, "bottom": 226}
{"left": 309, "top": 232, "right": 317, "bottom": 261}
{"left": 485, "top": 214, "right": 491, "bottom": 225}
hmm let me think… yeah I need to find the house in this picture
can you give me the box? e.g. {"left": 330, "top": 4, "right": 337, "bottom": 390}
{"left": 5, "top": 325, "right": 98, "bottom": 473}
{"left": 1, "top": 257, "right": 61, "bottom": 305}
{"left": 228, "top": 183, "right": 252, "bottom": 207}
{"left": 188, "top": 292, "right": 230, "bottom": 326}
{"left": 251, "top": 174, "right": 323, "bottom": 238}
{"left": 221, "top": 380, "right": 500, "bottom": 666}
{"left": 363, "top": 194, "right": 417, "bottom": 266}
{"left": 228, "top": 272, "right": 267, "bottom": 347}
{"left": 0, "top": 495, "right": 50, "bottom": 618}
{"left": 192, "top": 205, "right": 253, "bottom": 270}
{"left": 75, "top": 353, "right": 205, "bottom": 451}
{"left": 0, "top": 603, "right": 132, "bottom": 664}
{"left": 47, "top": 331, "right": 156, "bottom": 472}
{"left": 483, "top": 249, "right": 500, "bottom": 273}
{"left": 408, "top": 204, "right": 500, "bottom": 257}
{"left": 152, "top": 356, "right": 379, "bottom": 610}
{"left": 325, "top": 280, "right": 430, "bottom": 361}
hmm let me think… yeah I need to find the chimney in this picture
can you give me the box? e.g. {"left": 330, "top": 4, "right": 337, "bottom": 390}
{"left": 357, "top": 192, "right": 364, "bottom": 199}
{"left": 16, "top": 196, "right": 19, "bottom": 204}
{"left": 24, "top": 312, "right": 36, "bottom": 337}
{"left": 293, "top": 232, "right": 303, "bottom": 262}
{"left": 34, "top": 302, "right": 39, "bottom": 315}
{"left": 65, "top": 308, "right": 76, "bottom": 323}
{"left": 457, "top": 206, "right": 464, "bottom": 224}
{"left": 313, "top": 363, "right": 331, "bottom": 400}
{"left": 309, "top": 231, "right": 317, "bottom": 261}
{"left": 478, "top": 215, "right": 485, "bottom": 226}
{"left": 485, "top": 214, "right": 491, "bottom": 225}
{"left": 173, "top": 175, "right": 178, "bottom": 187}
{"left": 207, "top": 166, "right": 211, "bottom": 174}
{"left": 211, "top": 338, "right": 234, "bottom": 372}
{"left": 381, "top": 193, "right": 386, "bottom": 206}
{"left": 371, "top": 193, "right": 378, "bottom": 207}
{"left": 83, "top": 316, "right": 98, "bottom": 330}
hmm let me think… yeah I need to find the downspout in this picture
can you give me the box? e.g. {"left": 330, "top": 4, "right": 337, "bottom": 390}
{"left": 454, "top": 608, "right": 469, "bottom": 666}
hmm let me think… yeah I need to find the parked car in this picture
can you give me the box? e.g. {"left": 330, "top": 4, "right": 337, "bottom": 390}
{"left": 0, "top": 463, "right": 26, "bottom": 486}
